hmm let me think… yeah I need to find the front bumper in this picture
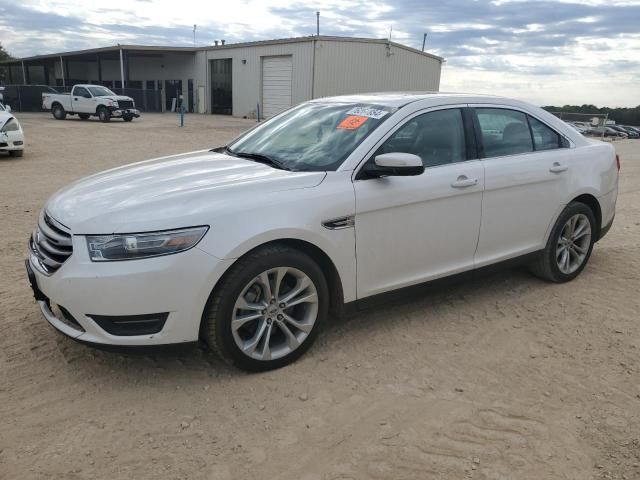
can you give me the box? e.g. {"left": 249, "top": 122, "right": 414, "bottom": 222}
{"left": 26, "top": 236, "right": 233, "bottom": 346}
{"left": 110, "top": 108, "right": 140, "bottom": 118}
{"left": 0, "top": 131, "right": 24, "bottom": 151}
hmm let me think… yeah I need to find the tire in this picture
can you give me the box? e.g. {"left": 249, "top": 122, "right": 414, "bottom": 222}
{"left": 529, "top": 202, "right": 597, "bottom": 282}
{"left": 123, "top": 115, "right": 133, "bottom": 122}
{"left": 202, "top": 245, "right": 329, "bottom": 371}
{"left": 52, "top": 104, "right": 66, "bottom": 120}
{"left": 97, "top": 107, "right": 111, "bottom": 122}
{"left": 8, "top": 150, "right": 24, "bottom": 158}
{"left": 78, "top": 113, "right": 90, "bottom": 120}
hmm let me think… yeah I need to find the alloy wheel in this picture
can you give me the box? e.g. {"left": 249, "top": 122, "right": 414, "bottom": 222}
{"left": 556, "top": 213, "right": 591, "bottom": 274}
{"left": 231, "top": 267, "right": 319, "bottom": 361}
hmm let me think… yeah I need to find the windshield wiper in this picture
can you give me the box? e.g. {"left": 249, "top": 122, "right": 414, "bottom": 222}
{"left": 230, "top": 150, "right": 291, "bottom": 171}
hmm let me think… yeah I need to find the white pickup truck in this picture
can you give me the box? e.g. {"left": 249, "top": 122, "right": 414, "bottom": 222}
{"left": 42, "top": 84, "right": 140, "bottom": 122}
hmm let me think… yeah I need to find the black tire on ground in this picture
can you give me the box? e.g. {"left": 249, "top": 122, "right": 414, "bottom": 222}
{"left": 52, "top": 104, "right": 66, "bottom": 120}
{"left": 78, "top": 113, "right": 90, "bottom": 120}
{"left": 529, "top": 201, "right": 597, "bottom": 283}
{"left": 8, "top": 150, "right": 24, "bottom": 158}
{"left": 97, "top": 107, "right": 111, "bottom": 122}
{"left": 123, "top": 115, "right": 133, "bottom": 122}
{"left": 201, "top": 245, "right": 329, "bottom": 371}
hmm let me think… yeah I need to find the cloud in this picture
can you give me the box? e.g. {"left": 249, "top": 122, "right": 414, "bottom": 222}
{"left": 1, "top": 0, "right": 639, "bottom": 106}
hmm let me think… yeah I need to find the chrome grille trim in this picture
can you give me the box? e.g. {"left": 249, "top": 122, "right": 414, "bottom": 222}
{"left": 29, "top": 211, "right": 73, "bottom": 275}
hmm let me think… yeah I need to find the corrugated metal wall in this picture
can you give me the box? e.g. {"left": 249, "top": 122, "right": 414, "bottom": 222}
{"left": 197, "top": 42, "right": 313, "bottom": 118}
{"left": 313, "top": 40, "right": 442, "bottom": 99}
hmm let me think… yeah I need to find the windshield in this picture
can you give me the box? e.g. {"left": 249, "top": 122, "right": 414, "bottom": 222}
{"left": 228, "top": 102, "right": 393, "bottom": 171}
{"left": 88, "top": 86, "right": 116, "bottom": 97}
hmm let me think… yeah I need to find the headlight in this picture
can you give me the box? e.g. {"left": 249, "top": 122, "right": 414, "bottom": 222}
{"left": 1, "top": 118, "right": 20, "bottom": 132}
{"left": 86, "top": 226, "right": 208, "bottom": 261}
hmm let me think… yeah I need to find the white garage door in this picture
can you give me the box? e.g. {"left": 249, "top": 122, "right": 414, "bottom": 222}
{"left": 262, "top": 56, "right": 292, "bottom": 118}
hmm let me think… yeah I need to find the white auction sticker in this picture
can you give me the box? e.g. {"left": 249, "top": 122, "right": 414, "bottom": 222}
{"left": 346, "top": 107, "right": 388, "bottom": 119}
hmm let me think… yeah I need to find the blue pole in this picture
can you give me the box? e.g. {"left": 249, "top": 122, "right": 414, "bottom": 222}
{"left": 180, "top": 105, "right": 184, "bottom": 128}
{"left": 256, "top": 102, "right": 260, "bottom": 122}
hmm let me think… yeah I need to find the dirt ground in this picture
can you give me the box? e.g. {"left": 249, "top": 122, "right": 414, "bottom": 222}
{"left": 1, "top": 112, "right": 639, "bottom": 480}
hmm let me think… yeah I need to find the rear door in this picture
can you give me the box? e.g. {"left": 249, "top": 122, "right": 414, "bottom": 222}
{"left": 471, "top": 105, "right": 573, "bottom": 266}
{"left": 353, "top": 106, "right": 484, "bottom": 298}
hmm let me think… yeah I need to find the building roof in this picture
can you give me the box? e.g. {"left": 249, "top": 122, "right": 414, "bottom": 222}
{"left": 1, "top": 36, "right": 444, "bottom": 64}
{"left": 199, "top": 36, "right": 444, "bottom": 62}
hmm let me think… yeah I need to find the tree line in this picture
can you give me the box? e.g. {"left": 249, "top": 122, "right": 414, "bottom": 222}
{"left": 542, "top": 105, "right": 640, "bottom": 126}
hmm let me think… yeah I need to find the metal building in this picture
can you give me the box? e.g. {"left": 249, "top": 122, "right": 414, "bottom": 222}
{"left": 1, "top": 36, "right": 444, "bottom": 117}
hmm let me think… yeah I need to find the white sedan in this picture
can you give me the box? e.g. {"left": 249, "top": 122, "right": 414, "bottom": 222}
{"left": 26, "top": 93, "right": 618, "bottom": 371}
{"left": 0, "top": 102, "right": 25, "bottom": 157}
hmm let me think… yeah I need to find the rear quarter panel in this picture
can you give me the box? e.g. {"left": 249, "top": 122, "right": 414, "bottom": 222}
{"left": 546, "top": 139, "right": 618, "bottom": 239}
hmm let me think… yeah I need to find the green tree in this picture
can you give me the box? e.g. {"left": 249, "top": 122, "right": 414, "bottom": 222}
{"left": 543, "top": 105, "right": 640, "bottom": 127}
{"left": 0, "top": 42, "right": 14, "bottom": 84}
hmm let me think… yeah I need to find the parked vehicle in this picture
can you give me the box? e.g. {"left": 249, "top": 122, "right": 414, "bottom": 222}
{"left": 26, "top": 93, "right": 619, "bottom": 371}
{"left": 617, "top": 126, "right": 640, "bottom": 138}
{"left": 596, "top": 126, "right": 626, "bottom": 138}
{"left": 622, "top": 125, "right": 640, "bottom": 135}
{"left": 42, "top": 85, "right": 140, "bottom": 122}
{"left": 607, "top": 125, "right": 634, "bottom": 138}
{"left": 0, "top": 101, "right": 25, "bottom": 157}
{"left": 565, "top": 122, "right": 587, "bottom": 135}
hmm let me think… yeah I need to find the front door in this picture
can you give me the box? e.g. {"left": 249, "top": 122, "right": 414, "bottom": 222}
{"left": 354, "top": 107, "right": 484, "bottom": 298}
{"left": 471, "top": 106, "right": 573, "bottom": 266}
{"left": 72, "top": 86, "right": 93, "bottom": 112}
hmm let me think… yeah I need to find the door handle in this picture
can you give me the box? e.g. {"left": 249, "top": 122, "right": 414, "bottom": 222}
{"left": 451, "top": 175, "right": 478, "bottom": 188}
{"left": 549, "top": 162, "right": 568, "bottom": 174}
{"left": 74, "top": 98, "right": 78, "bottom": 101}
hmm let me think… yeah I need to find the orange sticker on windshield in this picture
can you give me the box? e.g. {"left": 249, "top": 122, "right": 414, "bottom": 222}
{"left": 337, "top": 115, "right": 368, "bottom": 130}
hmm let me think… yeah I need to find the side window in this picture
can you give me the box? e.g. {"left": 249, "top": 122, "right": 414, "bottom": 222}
{"left": 475, "top": 108, "right": 533, "bottom": 158}
{"left": 528, "top": 116, "right": 564, "bottom": 150}
{"left": 73, "top": 87, "right": 89, "bottom": 97}
{"left": 375, "top": 109, "right": 467, "bottom": 168}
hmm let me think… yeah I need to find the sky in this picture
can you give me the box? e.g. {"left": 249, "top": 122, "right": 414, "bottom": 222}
{"left": 1, "top": 0, "right": 639, "bottom": 107}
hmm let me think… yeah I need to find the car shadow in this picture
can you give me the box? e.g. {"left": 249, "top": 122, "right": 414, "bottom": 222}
{"left": 47, "top": 262, "right": 540, "bottom": 383}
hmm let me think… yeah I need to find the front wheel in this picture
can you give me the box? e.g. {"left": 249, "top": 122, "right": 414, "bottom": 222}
{"left": 529, "top": 202, "right": 596, "bottom": 282}
{"left": 123, "top": 115, "right": 133, "bottom": 122}
{"left": 201, "top": 245, "right": 328, "bottom": 371}
{"left": 97, "top": 107, "right": 111, "bottom": 122}
{"left": 52, "top": 104, "right": 66, "bottom": 120}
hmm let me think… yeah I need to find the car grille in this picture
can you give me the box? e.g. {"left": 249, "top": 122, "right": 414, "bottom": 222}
{"left": 118, "top": 100, "right": 133, "bottom": 109}
{"left": 29, "top": 211, "right": 73, "bottom": 275}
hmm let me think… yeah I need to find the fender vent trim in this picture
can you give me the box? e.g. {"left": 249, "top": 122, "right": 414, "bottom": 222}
{"left": 322, "top": 215, "right": 355, "bottom": 230}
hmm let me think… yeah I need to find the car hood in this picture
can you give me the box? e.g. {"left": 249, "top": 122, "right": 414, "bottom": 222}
{"left": 97, "top": 95, "right": 133, "bottom": 102}
{"left": 45, "top": 150, "right": 326, "bottom": 234}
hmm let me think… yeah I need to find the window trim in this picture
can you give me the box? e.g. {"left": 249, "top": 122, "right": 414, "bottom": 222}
{"left": 353, "top": 104, "right": 477, "bottom": 181}
{"left": 470, "top": 105, "right": 572, "bottom": 160}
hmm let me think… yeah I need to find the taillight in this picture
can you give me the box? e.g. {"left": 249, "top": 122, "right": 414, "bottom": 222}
{"left": 616, "top": 154, "right": 621, "bottom": 171}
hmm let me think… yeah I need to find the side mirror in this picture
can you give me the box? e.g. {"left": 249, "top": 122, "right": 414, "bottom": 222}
{"left": 362, "top": 152, "right": 424, "bottom": 178}
{"left": 5, "top": 105, "right": 11, "bottom": 113}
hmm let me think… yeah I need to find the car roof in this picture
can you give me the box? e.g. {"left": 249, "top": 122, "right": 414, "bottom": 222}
{"left": 309, "top": 91, "right": 523, "bottom": 108}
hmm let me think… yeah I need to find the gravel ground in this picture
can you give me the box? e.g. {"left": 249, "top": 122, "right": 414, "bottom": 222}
{"left": 1, "top": 113, "right": 639, "bottom": 480}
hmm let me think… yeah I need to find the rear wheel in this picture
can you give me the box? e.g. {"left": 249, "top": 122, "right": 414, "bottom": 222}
{"left": 97, "top": 107, "right": 111, "bottom": 122}
{"left": 8, "top": 150, "right": 23, "bottom": 158}
{"left": 52, "top": 104, "right": 66, "bottom": 120}
{"left": 529, "top": 202, "right": 596, "bottom": 282}
{"left": 202, "top": 245, "right": 328, "bottom": 371}
{"left": 78, "top": 113, "right": 90, "bottom": 120}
